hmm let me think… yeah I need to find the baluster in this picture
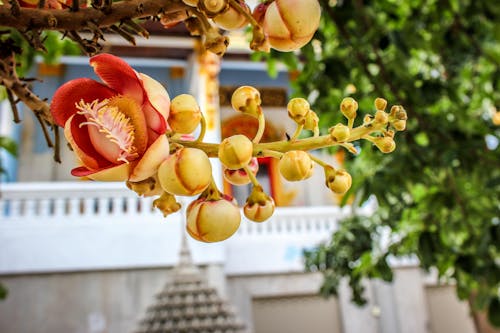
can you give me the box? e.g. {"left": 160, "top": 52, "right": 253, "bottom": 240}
{"left": 97, "top": 197, "right": 110, "bottom": 217}
{"left": 22, "top": 198, "right": 37, "bottom": 217}
{"left": 38, "top": 198, "right": 52, "bottom": 216}
{"left": 82, "top": 197, "right": 96, "bottom": 216}
{"left": 9, "top": 199, "right": 23, "bottom": 217}
{"left": 67, "top": 197, "right": 81, "bottom": 217}
{"left": 52, "top": 198, "right": 66, "bottom": 217}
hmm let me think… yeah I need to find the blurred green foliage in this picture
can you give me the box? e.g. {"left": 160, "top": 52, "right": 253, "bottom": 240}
{"left": 263, "top": 0, "right": 500, "bottom": 326}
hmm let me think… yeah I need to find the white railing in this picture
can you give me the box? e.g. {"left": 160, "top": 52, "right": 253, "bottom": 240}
{"left": 0, "top": 182, "right": 352, "bottom": 275}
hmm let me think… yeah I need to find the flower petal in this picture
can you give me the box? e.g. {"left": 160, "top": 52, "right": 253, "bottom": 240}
{"left": 129, "top": 135, "right": 170, "bottom": 182}
{"left": 139, "top": 73, "right": 170, "bottom": 122}
{"left": 90, "top": 53, "right": 144, "bottom": 105}
{"left": 64, "top": 114, "right": 111, "bottom": 170}
{"left": 72, "top": 163, "right": 132, "bottom": 181}
{"left": 51, "top": 78, "right": 115, "bottom": 127}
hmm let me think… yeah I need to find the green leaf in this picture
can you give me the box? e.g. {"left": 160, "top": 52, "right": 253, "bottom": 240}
{"left": 0, "top": 136, "right": 17, "bottom": 157}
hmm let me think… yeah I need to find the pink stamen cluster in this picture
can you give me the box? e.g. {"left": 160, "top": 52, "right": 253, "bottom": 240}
{"left": 76, "top": 99, "right": 138, "bottom": 163}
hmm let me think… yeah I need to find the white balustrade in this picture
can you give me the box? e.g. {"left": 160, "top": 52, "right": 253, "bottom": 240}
{"left": 0, "top": 182, "right": 352, "bottom": 275}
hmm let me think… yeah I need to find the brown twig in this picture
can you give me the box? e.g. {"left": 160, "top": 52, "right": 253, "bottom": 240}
{"left": 0, "top": 0, "right": 187, "bottom": 31}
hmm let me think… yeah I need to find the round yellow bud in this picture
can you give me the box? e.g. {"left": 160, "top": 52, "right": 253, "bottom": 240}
{"left": 374, "top": 110, "right": 389, "bottom": 124}
{"left": 340, "top": 97, "right": 358, "bottom": 119}
{"left": 304, "top": 110, "right": 319, "bottom": 131}
{"left": 329, "top": 123, "right": 350, "bottom": 142}
{"left": 244, "top": 197, "right": 275, "bottom": 223}
{"left": 231, "top": 86, "right": 262, "bottom": 117}
{"left": 168, "top": 94, "right": 202, "bottom": 134}
{"left": 158, "top": 148, "right": 212, "bottom": 196}
{"left": 373, "top": 136, "right": 396, "bottom": 153}
{"left": 218, "top": 134, "right": 254, "bottom": 170}
{"left": 392, "top": 119, "right": 406, "bottom": 131}
{"left": 325, "top": 168, "right": 352, "bottom": 195}
{"left": 374, "top": 97, "right": 388, "bottom": 111}
{"left": 287, "top": 98, "right": 310, "bottom": 124}
{"left": 186, "top": 196, "right": 241, "bottom": 243}
{"left": 213, "top": 0, "right": 250, "bottom": 30}
{"left": 279, "top": 150, "right": 313, "bottom": 181}
{"left": 257, "top": 0, "right": 321, "bottom": 52}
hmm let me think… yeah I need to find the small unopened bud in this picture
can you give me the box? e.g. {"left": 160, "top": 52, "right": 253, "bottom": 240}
{"left": 373, "top": 136, "right": 396, "bottom": 153}
{"left": 287, "top": 98, "right": 310, "bottom": 124}
{"left": 231, "top": 86, "right": 262, "bottom": 117}
{"left": 374, "top": 110, "right": 389, "bottom": 124}
{"left": 279, "top": 150, "right": 313, "bottom": 181}
{"left": 375, "top": 97, "right": 387, "bottom": 111}
{"left": 304, "top": 110, "right": 319, "bottom": 131}
{"left": 168, "top": 94, "right": 202, "bottom": 134}
{"left": 324, "top": 166, "right": 352, "bottom": 195}
{"left": 219, "top": 134, "right": 254, "bottom": 170}
{"left": 213, "top": 0, "right": 250, "bottom": 30}
{"left": 329, "top": 123, "right": 350, "bottom": 142}
{"left": 244, "top": 186, "right": 275, "bottom": 222}
{"left": 392, "top": 119, "right": 406, "bottom": 131}
{"left": 390, "top": 105, "right": 407, "bottom": 120}
{"left": 341, "top": 97, "right": 358, "bottom": 120}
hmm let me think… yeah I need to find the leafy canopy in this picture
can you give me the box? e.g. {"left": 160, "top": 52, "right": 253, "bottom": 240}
{"left": 262, "top": 0, "right": 500, "bottom": 325}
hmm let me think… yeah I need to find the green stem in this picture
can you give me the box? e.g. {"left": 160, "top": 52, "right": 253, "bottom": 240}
{"left": 290, "top": 123, "right": 304, "bottom": 141}
{"left": 308, "top": 153, "right": 329, "bottom": 168}
{"left": 253, "top": 113, "right": 265, "bottom": 143}
{"left": 243, "top": 164, "right": 260, "bottom": 187}
{"left": 195, "top": 112, "right": 207, "bottom": 143}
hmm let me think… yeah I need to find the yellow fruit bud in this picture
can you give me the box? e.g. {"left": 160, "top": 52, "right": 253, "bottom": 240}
{"left": 324, "top": 166, "right": 352, "bottom": 195}
{"left": 304, "top": 110, "right": 319, "bottom": 131}
{"left": 186, "top": 196, "right": 241, "bottom": 242}
{"left": 374, "top": 110, "right": 389, "bottom": 124}
{"left": 158, "top": 148, "right": 212, "bottom": 196}
{"left": 168, "top": 94, "right": 202, "bottom": 134}
{"left": 375, "top": 97, "right": 388, "bottom": 111}
{"left": 373, "top": 136, "right": 396, "bottom": 153}
{"left": 340, "top": 97, "right": 358, "bottom": 119}
{"left": 213, "top": 0, "right": 250, "bottom": 30}
{"left": 279, "top": 150, "right": 313, "bottom": 181}
{"left": 218, "top": 134, "right": 254, "bottom": 170}
{"left": 255, "top": 0, "right": 321, "bottom": 52}
{"left": 392, "top": 119, "right": 406, "bottom": 131}
{"left": 182, "top": 0, "right": 198, "bottom": 6}
{"left": 231, "top": 86, "right": 262, "bottom": 117}
{"left": 287, "top": 98, "right": 310, "bottom": 124}
{"left": 244, "top": 197, "right": 275, "bottom": 223}
{"left": 329, "top": 123, "right": 350, "bottom": 142}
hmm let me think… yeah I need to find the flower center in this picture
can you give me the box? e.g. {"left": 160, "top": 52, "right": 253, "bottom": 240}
{"left": 76, "top": 98, "right": 138, "bottom": 163}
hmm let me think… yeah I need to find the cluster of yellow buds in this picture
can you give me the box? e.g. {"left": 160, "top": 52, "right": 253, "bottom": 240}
{"left": 130, "top": 85, "right": 406, "bottom": 243}
{"left": 162, "top": 0, "right": 321, "bottom": 55}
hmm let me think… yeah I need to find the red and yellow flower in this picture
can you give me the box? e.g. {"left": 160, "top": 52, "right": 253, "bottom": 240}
{"left": 50, "top": 53, "right": 170, "bottom": 182}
